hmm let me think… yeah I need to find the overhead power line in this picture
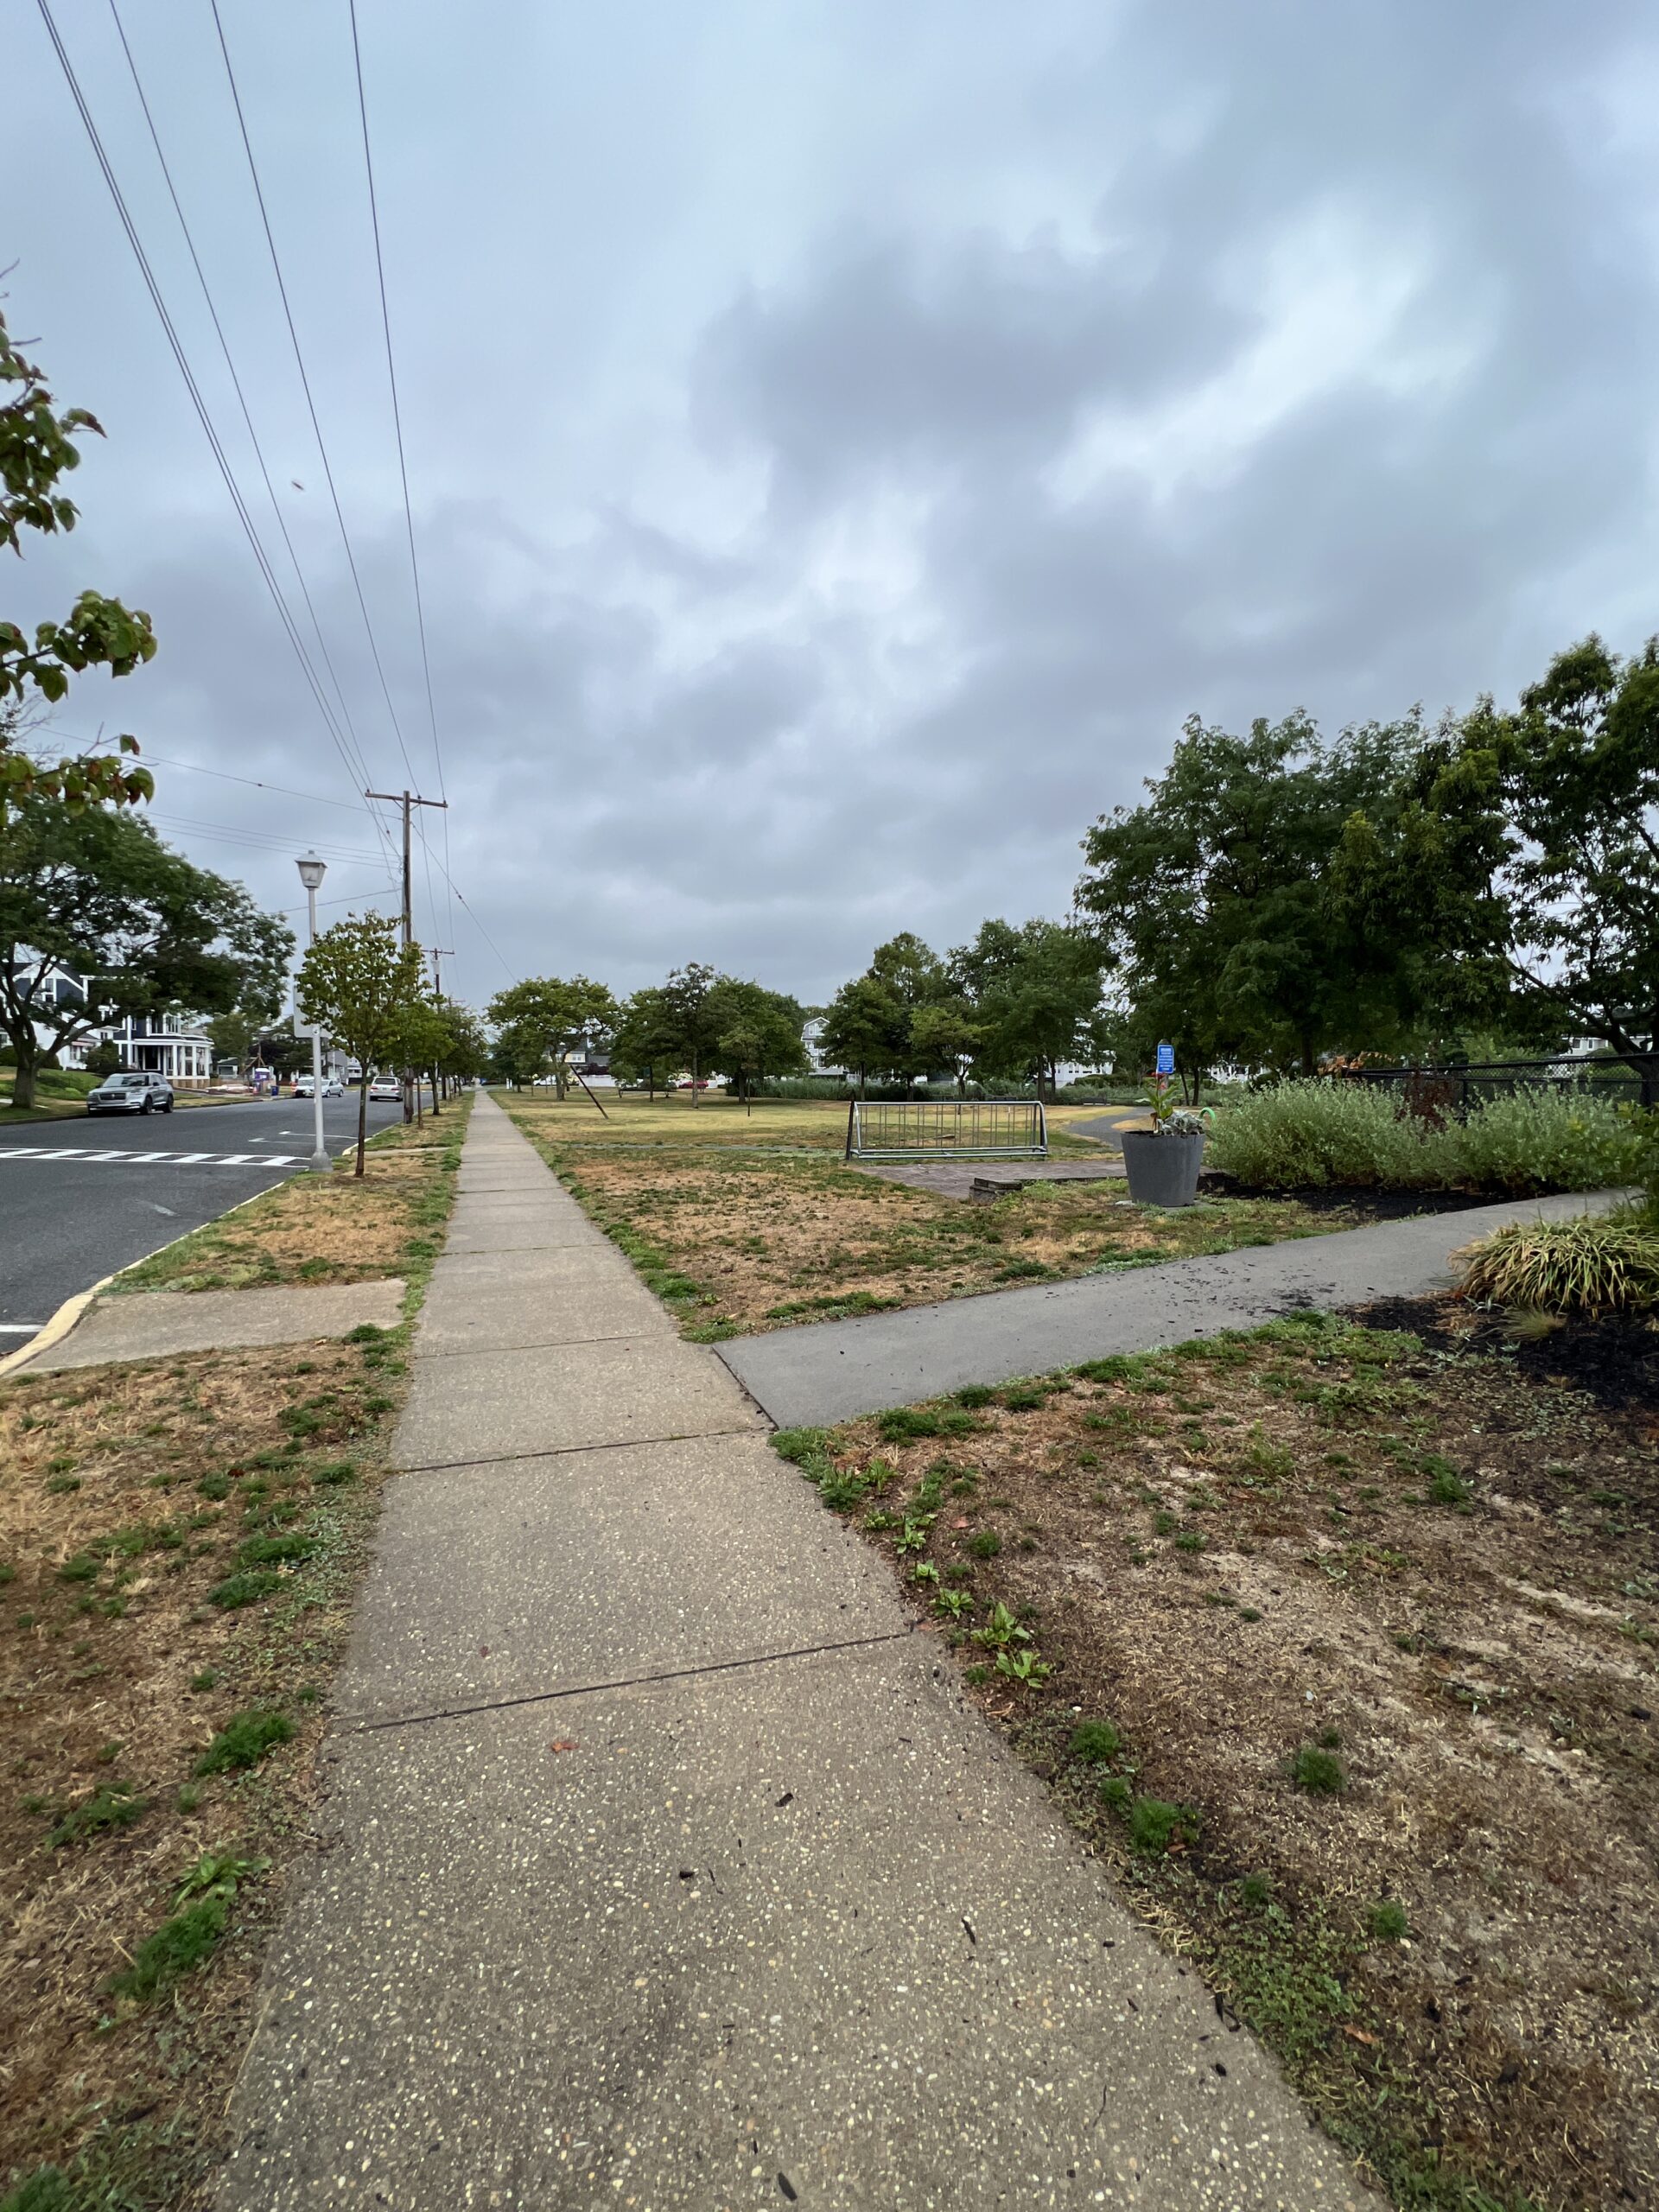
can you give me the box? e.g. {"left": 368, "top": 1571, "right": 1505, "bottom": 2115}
{"left": 210, "top": 0, "right": 422, "bottom": 796}
{"left": 107, "top": 0, "right": 383, "bottom": 836}
{"left": 348, "top": 0, "right": 454, "bottom": 957}
{"left": 34, "top": 0, "right": 392, "bottom": 867}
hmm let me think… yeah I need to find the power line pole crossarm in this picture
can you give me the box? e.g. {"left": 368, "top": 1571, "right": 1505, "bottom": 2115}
{"left": 364, "top": 789, "right": 448, "bottom": 944}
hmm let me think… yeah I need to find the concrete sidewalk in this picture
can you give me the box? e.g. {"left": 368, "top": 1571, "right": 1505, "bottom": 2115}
{"left": 219, "top": 1093, "right": 1368, "bottom": 2211}
{"left": 720, "top": 1189, "right": 1618, "bottom": 1430}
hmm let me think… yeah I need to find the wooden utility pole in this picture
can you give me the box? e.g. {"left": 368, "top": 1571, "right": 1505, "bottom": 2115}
{"left": 365, "top": 791, "right": 448, "bottom": 1120}
{"left": 365, "top": 789, "right": 448, "bottom": 944}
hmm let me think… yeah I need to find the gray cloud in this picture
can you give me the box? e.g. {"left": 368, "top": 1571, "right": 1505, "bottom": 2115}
{"left": 9, "top": 0, "right": 1659, "bottom": 1005}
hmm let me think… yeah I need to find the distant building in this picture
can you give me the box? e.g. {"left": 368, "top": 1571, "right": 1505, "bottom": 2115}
{"left": 18, "top": 963, "right": 215, "bottom": 1088}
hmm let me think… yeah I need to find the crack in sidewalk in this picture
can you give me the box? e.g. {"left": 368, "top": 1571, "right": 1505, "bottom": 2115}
{"left": 337, "top": 1624, "right": 918, "bottom": 1735}
{"left": 391, "top": 1422, "right": 766, "bottom": 1478}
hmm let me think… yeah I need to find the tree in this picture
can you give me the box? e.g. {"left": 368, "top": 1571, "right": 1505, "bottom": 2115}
{"left": 1076, "top": 713, "right": 1502, "bottom": 1080}
{"left": 0, "top": 794, "right": 292, "bottom": 1107}
{"left": 609, "top": 986, "right": 683, "bottom": 1099}
{"left": 704, "top": 977, "right": 809, "bottom": 1103}
{"left": 296, "top": 913, "right": 423, "bottom": 1174}
{"left": 2, "top": 307, "right": 156, "bottom": 817}
{"left": 486, "top": 976, "right": 620, "bottom": 1101}
{"left": 816, "top": 975, "right": 908, "bottom": 1096}
{"left": 658, "top": 962, "right": 723, "bottom": 1104}
{"left": 431, "top": 1001, "right": 486, "bottom": 1106}
{"left": 1452, "top": 635, "right": 1658, "bottom": 1099}
{"left": 909, "top": 998, "right": 982, "bottom": 1094}
{"left": 951, "top": 918, "right": 1104, "bottom": 1098}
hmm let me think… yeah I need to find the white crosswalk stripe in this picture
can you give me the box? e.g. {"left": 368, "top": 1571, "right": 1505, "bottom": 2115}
{"left": 0, "top": 1147, "right": 305, "bottom": 1168}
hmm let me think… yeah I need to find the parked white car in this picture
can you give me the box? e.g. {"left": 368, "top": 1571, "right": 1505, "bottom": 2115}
{"left": 367, "top": 1076, "right": 404, "bottom": 1103}
{"left": 294, "top": 1075, "right": 345, "bottom": 1098}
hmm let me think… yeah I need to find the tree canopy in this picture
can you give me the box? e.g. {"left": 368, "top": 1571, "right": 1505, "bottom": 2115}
{"left": 0, "top": 794, "right": 292, "bottom": 1107}
{"left": 2, "top": 307, "right": 156, "bottom": 815}
{"left": 486, "top": 975, "right": 620, "bottom": 1097}
{"left": 296, "top": 913, "right": 424, "bottom": 1173}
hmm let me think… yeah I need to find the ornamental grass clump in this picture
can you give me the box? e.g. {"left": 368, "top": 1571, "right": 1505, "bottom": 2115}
{"left": 1456, "top": 1216, "right": 1659, "bottom": 1316}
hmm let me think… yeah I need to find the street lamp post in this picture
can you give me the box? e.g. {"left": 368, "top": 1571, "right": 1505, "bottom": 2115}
{"left": 296, "top": 852, "right": 330, "bottom": 1173}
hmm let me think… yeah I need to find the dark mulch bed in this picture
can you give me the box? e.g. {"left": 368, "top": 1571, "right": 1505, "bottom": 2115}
{"left": 1203, "top": 1174, "right": 1495, "bottom": 1220}
{"left": 1354, "top": 1294, "right": 1659, "bottom": 1413}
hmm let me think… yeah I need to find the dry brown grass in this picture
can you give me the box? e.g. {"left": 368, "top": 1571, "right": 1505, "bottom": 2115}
{"left": 113, "top": 1108, "right": 467, "bottom": 1296}
{"left": 786, "top": 1304, "right": 1659, "bottom": 2210}
{"left": 0, "top": 1109, "right": 468, "bottom": 2205}
{"left": 538, "top": 1138, "right": 1425, "bottom": 1336}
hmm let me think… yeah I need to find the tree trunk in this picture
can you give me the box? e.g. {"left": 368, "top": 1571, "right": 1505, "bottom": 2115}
{"left": 11, "top": 1037, "right": 41, "bottom": 1110}
{"left": 429, "top": 1066, "right": 441, "bottom": 1116}
{"left": 1300, "top": 1033, "right": 1315, "bottom": 1079}
{"left": 691, "top": 1050, "right": 700, "bottom": 1106}
{"left": 354, "top": 1075, "right": 369, "bottom": 1177}
{"left": 858, "top": 1061, "right": 868, "bottom": 1101}
{"left": 647, "top": 1064, "right": 655, "bottom": 1103}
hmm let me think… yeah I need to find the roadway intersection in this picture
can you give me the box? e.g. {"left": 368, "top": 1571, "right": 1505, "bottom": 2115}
{"left": 0, "top": 1093, "right": 404, "bottom": 1338}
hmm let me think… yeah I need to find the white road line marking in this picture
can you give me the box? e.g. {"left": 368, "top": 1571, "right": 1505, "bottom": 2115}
{"left": 0, "top": 1323, "right": 42, "bottom": 1332}
{"left": 0, "top": 1148, "right": 305, "bottom": 1168}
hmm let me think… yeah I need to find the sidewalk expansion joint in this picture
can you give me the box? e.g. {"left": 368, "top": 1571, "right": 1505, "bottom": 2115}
{"left": 391, "top": 1423, "right": 766, "bottom": 1477}
{"left": 337, "top": 1624, "right": 918, "bottom": 1734}
{"left": 410, "top": 1330, "right": 675, "bottom": 1362}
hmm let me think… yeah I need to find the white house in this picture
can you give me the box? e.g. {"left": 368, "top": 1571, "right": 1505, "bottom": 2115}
{"left": 23, "top": 963, "right": 214, "bottom": 1088}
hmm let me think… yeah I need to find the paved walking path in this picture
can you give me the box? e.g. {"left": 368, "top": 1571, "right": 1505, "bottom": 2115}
{"left": 220, "top": 1093, "right": 1367, "bottom": 2211}
{"left": 720, "top": 1191, "right": 1618, "bottom": 1430}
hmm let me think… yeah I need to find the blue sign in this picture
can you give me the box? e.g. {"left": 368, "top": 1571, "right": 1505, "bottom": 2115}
{"left": 1155, "top": 1041, "right": 1175, "bottom": 1075}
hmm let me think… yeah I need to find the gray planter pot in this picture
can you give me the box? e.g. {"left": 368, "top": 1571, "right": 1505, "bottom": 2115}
{"left": 1121, "top": 1128, "right": 1205, "bottom": 1208}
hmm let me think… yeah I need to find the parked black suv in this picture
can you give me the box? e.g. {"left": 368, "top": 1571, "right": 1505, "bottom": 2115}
{"left": 86, "top": 1072, "right": 175, "bottom": 1115}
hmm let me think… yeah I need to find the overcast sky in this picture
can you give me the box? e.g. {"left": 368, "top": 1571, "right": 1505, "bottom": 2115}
{"left": 10, "top": 0, "right": 1658, "bottom": 1008}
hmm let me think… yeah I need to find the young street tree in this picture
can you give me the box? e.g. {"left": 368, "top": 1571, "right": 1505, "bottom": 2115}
{"left": 0, "top": 796, "right": 291, "bottom": 1107}
{"left": 909, "top": 998, "right": 982, "bottom": 1094}
{"left": 297, "top": 913, "right": 423, "bottom": 1174}
{"left": 2, "top": 307, "right": 156, "bottom": 817}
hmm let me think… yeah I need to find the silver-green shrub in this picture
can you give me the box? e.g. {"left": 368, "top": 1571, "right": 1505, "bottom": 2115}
{"left": 1208, "top": 1080, "right": 1639, "bottom": 1192}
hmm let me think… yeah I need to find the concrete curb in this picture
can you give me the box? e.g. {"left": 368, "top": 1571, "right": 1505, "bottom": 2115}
{"left": 0, "top": 1179, "right": 288, "bottom": 1381}
{"left": 0, "top": 1274, "right": 112, "bottom": 1381}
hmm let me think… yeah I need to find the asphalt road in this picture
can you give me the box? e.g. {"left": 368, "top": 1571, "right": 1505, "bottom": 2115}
{"left": 0, "top": 1094, "right": 405, "bottom": 1337}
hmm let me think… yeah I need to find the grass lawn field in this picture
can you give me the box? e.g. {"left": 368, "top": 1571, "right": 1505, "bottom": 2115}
{"left": 501, "top": 1090, "right": 1449, "bottom": 1338}
{"left": 774, "top": 1299, "right": 1659, "bottom": 2211}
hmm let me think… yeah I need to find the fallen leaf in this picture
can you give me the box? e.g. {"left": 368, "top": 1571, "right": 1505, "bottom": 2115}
{"left": 550, "top": 1738, "right": 579, "bottom": 1753}
{"left": 1343, "top": 2025, "right": 1378, "bottom": 2046}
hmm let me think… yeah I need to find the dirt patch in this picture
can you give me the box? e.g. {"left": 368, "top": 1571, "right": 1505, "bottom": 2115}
{"left": 518, "top": 1128, "right": 1427, "bottom": 1338}
{"left": 777, "top": 1301, "right": 1659, "bottom": 2209}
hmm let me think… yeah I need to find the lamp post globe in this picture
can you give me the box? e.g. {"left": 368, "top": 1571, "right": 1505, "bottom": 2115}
{"left": 295, "top": 852, "right": 330, "bottom": 1171}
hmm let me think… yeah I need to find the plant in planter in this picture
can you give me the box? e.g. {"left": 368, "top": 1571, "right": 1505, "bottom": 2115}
{"left": 1121, "top": 1071, "right": 1210, "bottom": 1207}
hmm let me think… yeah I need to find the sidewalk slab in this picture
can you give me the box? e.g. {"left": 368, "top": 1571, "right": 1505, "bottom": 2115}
{"left": 334, "top": 1433, "right": 906, "bottom": 1722}
{"left": 442, "top": 1213, "right": 607, "bottom": 1254}
{"left": 394, "top": 1334, "right": 764, "bottom": 1468}
{"left": 721, "top": 1189, "right": 1620, "bottom": 1427}
{"left": 221, "top": 1641, "right": 1367, "bottom": 2212}
{"left": 414, "top": 1273, "right": 671, "bottom": 1355}
{"left": 25, "top": 1278, "right": 406, "bottom": 1372}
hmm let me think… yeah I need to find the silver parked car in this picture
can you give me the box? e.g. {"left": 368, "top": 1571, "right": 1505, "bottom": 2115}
{"left": 86, "top": 1071, "right": 175, "bottom": 1115}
